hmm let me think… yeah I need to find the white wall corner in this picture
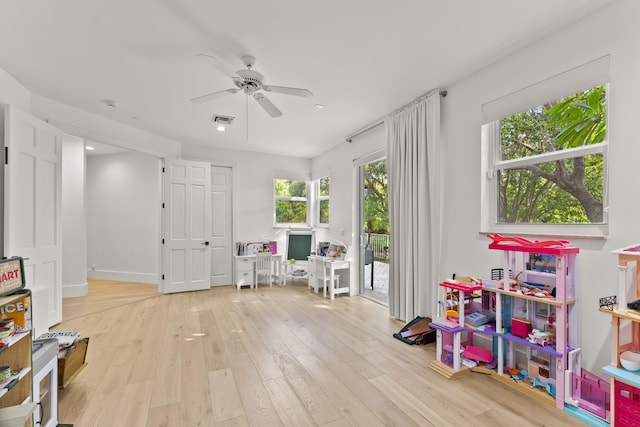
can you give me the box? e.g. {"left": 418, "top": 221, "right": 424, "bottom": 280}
{"left": 62, "top": 282, "right": 89, "bottom": 298}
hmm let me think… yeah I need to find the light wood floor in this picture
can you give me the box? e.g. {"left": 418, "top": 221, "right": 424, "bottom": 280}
{"left": 52, "top": 279, "right": 586, "bottom": 426}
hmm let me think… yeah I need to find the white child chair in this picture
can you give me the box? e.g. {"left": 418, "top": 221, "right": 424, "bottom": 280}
{"left": 315, "top": 259, "right": 339, "bottom": 298}
{"left": 307, "top": 257, "right": 318, "bottom": 293}
{"left": 254, "top": 253, "right": 273, "bottom": 287}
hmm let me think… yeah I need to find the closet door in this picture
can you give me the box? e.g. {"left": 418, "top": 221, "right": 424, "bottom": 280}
{"left": 162, "top": 158, "right": 211, "bottom": 293}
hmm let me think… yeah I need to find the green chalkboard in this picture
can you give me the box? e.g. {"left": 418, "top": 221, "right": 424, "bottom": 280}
{"left": 287, "top": 234, "right": 313, "bottom": 261}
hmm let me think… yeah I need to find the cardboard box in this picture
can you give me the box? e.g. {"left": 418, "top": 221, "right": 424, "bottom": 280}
{"left": 58, "top": 337, "right": 89, "bottom": 388}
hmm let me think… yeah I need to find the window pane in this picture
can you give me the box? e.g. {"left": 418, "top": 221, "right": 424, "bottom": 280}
{"left": 363, "top": 160, "right": 389, "bottom": 234}
{"left": 276, "top": 200, "right": 307, "bottom": 223}
{"left": 274, "top": 179, "right": 307, "bottom": 197}
{"left": 498, "top": 154, "right": 604, "bottom": 224}
{"left": 496, "top": 84, "right": 606, "bottom": 226}
{"left": 319, "top": 199, "right": 329, "bottom": 224}
{"left": 500, "top": 85, "right": 606, "bottom": 161}
{"left": 319, "top": 177, "right": 330, "bottom": 197}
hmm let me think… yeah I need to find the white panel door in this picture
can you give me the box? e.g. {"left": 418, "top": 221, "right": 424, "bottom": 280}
{"left": 162, "top": 159, "right": 211, "bottom": 294}
{"left": 4, "top": 105, "right": 62, "bottom": 335}
{"left": 210, "top": 166, "right": 232, "bottom": 286}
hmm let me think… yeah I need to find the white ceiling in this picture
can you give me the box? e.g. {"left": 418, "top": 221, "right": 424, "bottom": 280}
{"left": 0, "top": 0, "right": 613, "bottom": 158}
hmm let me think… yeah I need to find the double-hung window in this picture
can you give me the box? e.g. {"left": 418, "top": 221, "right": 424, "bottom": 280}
{"left": 481, "top": 56, "right": 609, "bottom": 237}
{"left": 274, "top": 178, "right": 308, "bottom": 226}
{"left": 317, "top": 176, "right": 330, "bottom": 226}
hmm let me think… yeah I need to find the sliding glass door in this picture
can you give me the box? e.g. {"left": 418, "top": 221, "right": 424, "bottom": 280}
{"left": 357, "top": 155, "right": 389, "bottom": 305}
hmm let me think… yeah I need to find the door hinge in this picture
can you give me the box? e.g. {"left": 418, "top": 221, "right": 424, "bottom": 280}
{"left": 4, "top": 147, "right": 7, "bottom": 165}
{"left": 162, "top": 167, "right": 165, "bottom": 173}
{"left": 162, "top": 238, "right": 165, "bottom": 244}
{"left": 162, "top": 202, "right": 165, "bottom": 209}
{"left": 162, "top": 274, "right": 165, "bottom": 280}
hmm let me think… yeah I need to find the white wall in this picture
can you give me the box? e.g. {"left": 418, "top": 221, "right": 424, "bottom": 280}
{"left": 181, "top": 144, "right": 312, "bottom": 255}
{"left": 86, "top": 151, "right": 162, "bottom": 283}
{"left": 438, "top": 0, "right": 640, "bottom": 373}
{"left": 62, "top": 135, "right": 88, "bottom": 297}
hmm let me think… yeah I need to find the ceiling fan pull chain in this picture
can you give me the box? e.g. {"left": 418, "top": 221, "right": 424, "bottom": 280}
{"left": 246, "top": 94, "right": 249, "bottom": 140}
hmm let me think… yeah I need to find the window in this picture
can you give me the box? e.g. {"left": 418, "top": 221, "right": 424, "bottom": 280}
{"left": 481, "top": 57, "right": 609, "bottom": 237}
{"left": 274, "top": 178, "right": 308, "bottom": 226}
{"left": 317, "top": 176, "right": 330, "bottom": 226}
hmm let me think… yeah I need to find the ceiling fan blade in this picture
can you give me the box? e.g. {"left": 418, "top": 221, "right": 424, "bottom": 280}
{"left": 262, "top": 85, "right": 313, "bottom": 97}
{"left": 191, "top": 88, "right": 239, "bottom": 104}
{"left": 253, "top": 93, "right": 283, "bottom": 117}
{"left": 195, "top": 53, "right": 238, "bottom": 78}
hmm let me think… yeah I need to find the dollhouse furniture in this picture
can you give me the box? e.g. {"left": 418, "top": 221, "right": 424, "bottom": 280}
{"left": 599, "top": 244, "right": 640, "bottom": 426}
{"left": 429, "top": 279, "right": 482, "bottom": 378}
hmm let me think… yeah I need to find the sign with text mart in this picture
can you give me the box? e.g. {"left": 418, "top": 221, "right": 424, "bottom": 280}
{"left": 0, "top": 257, "right": 25, "bottom": 297}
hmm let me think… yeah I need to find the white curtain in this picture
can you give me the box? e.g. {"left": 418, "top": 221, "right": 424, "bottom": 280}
{"left": 386, "top": 90, "right": 442, "bottom": 321}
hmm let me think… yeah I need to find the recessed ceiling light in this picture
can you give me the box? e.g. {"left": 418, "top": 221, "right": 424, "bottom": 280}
{"left": 216, "top": 125, "right": 226, "bottom": 132}
{"left": 85, "top": 146, "right": 95, "bottom": 151}
{"left": 314, "top": 104, "right": 325, "bottom": 109}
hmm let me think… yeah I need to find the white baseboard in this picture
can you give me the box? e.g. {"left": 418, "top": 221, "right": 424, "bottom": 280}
{"left": 62, "top": 282, "right": 89, "bottom": 298}
{"left": 87, "top": 269, "right": 158, "bottom": 285}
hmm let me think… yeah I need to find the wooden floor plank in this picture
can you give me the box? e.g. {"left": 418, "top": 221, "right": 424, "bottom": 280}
{"left": 209, "top": 368, "right": 245, "bottom": 422}
{"left": 112, "top": 379, "right": 154, "bottom": 426}
{"left": 264, "top": 377, "right": 317, "bottom": 427}
{"left": 146, "top": 402, "right": 187, "bottom": 427}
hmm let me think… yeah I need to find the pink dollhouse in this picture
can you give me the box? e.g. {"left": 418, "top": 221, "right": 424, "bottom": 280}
{"left": 599, "top": 244, "right": 640, "bottom": 426}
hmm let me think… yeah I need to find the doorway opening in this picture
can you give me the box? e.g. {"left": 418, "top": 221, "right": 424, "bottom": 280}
{"left": 359, "top": 158, "right": 389, "bottom": 305}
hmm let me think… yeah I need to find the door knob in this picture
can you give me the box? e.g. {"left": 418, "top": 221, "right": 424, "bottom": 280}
{"left": 202, "top": 241, "right": 210, "bottom": 246}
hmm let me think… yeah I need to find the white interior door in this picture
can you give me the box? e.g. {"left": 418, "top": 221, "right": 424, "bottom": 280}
{"left": 162, "top": 158, "right": 211, "bottom": 293}
{"left": 4, "top": 105, "right": 63, "bottom": 335}
{"left": 210, "top": 166, "right": 232, "bottom": 286}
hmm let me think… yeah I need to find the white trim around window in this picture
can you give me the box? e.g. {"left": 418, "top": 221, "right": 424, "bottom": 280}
{"left": 480, "top": 57, "right": 610, "bottom": 238}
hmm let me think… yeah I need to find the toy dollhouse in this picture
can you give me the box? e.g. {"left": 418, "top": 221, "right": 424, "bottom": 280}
{"left": 429, "top": 235, "right": 610, "bottom": 425}
{"left": 599, "top": 244, "right": 640, "bottom": 426}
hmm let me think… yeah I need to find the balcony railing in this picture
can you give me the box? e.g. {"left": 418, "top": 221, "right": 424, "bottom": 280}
{"left": 364, "top": 233, "right": 389, "bottom": 260}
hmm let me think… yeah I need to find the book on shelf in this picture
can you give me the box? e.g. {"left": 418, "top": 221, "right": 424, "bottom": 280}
{"left": 237, "top": 241, "right": 278, "bottom": 256}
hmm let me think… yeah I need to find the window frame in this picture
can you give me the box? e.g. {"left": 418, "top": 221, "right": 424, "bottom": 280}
{"left": 481, "top": 81, "right": 610, "bottom": 238}
{"left": 273, "top": 178, "right": 310, "bottom": 228}
{"left": 316, "top": 175, "right": 330, "bottom": 228}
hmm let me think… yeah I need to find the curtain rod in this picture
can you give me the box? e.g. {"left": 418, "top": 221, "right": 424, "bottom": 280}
{"left": 345, "top": 89, "right": 447, "bottom": 143}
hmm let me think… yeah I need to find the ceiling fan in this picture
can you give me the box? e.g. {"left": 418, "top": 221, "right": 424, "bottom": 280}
{"left": 191, "top": 54, "right": 313, "bottom": 118}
